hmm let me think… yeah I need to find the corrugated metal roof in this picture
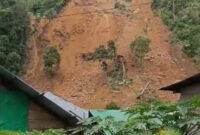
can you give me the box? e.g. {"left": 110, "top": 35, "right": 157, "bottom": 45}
{"left": 0, "top": 66, "right": 89, "bottom": 126}
{"left": 160, "top": 73, "right": 200, "bottom": 93}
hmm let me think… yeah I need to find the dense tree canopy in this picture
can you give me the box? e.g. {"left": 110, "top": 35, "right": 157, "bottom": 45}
{"left": 0, "top": 0, "right": 29, "bottom": 74}
{"left": 0, "top": 0, "right": 68, "bottom": 74}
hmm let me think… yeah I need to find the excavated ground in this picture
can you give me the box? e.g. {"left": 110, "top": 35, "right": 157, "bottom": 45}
{"left": 23, "top": 0, "right": 198, "bottom": 109}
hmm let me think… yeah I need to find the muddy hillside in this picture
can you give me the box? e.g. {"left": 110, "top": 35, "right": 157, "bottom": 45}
{"left": 24, "top": 0, "right": 198, "bottom": 109}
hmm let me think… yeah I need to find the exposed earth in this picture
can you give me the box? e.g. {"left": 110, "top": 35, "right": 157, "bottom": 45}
{"left": 23, "top": 0, "right": 198, "bottom": 109}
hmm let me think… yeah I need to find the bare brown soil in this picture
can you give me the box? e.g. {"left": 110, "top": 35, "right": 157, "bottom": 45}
{"left": 23, "top": 0, "right": 198, "bottom": 109}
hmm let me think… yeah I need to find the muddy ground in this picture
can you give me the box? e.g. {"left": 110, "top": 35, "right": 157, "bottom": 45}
{"left": 23, "top": 0, "right": 198, "bottom": 109}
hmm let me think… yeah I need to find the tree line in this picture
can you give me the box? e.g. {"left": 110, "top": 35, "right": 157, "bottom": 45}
{"left": 0, "top": 0, "right": 68, "bottom": 74}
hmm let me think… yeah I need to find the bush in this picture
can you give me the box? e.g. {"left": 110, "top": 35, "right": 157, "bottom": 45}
{"left": 114, "top": 1, "right": 133, "bottom": 17}
{"left": 92, "top": 40, "right": 117, "bottom": 60}
{"left": 106, "top": 102, "right": 120, "bottom": 110}
{"left": 115, "top": 2, "right": 126, "bottom": 11}
{"left": 130, "top": 36, "right": 150, "bottom": 64}
{"left": 43, "top": 46, "right": 60, "bottom": 76}
{"left": 156, "top": 129, "right": 181, "bottom": 135}
{"left": 31, "top": 0, "right": 69, "bottom": 18}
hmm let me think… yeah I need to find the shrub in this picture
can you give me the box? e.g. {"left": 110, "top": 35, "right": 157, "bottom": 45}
{"left": 115, "top": 2, "right": 126, "bottom": 11}
{"left": 130, "top": 36, "right": 150, "bottom": 65}
{"left": 92, "top": 45, "right": 109, "bottom": 60}
{"left": 106, "top": 102, "right": 120, "bottom": 110}
{"left": 31, "top": 0, "right": 69, "bottom": 18}
{"left": 156, "top": 129, "right": 181, "bottom": 135}
{"left": 114, "top": 1, "right": 133, "bottom": 17}
{"left": 92, "top": 40, "right": 117, "bottom": 60}
{"left": 43, "top": 46, "right": 60, "bottom": 76}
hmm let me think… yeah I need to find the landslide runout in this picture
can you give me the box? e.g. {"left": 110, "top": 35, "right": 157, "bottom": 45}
{"left": 24, "top": 0, "right": 198, "bottom": 109}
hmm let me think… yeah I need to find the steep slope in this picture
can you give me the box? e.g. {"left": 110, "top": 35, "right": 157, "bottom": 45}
{"left": 24, "top": 0, "right": 198, "bottom": 109}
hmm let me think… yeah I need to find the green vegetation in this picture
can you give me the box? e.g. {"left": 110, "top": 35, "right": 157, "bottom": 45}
{"left": 106, "top": 56, "right": 131, "bottom": 90}
{"left": 0, "top": 0, "right": 29, "bottom": 74}
{"left": 115, "top": 2, "right": 126, "bottom": 11}
{"left": 73, "top": 97, "right": 200, "bottom": 135}
{"left": 84, "top": 41, "right": 131, "bottom": 89}
{"left": 0, "top": 0, "right": 68, "bottom": 73}
{"left": 43, "top": 46, "right": 60, "bottom": 76}
{"left": 130, "top": 36, "right": 150, "bottom": 65}
{"left": 106, "top": 102, "right": 120, "bottom": 110}
{"left": 114, "top": 0, "right": 133, "bottom": 17}
{"left": 30, "top": 0, "right": 69, "bottom": 18}
{"left": 152, "top": 0, "right": 200, "bottom": 65}
{"left": 92, "top": 41, "right": 117, "bottom": 60}
{"left": 156, "top": 129, "right": 181, "bottom": 135}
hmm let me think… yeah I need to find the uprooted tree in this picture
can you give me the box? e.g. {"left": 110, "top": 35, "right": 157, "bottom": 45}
{"left": 43, "top": 46, "right": 60, "bottom": 76}
{"left": 82, "top": 40, "right": 131, "bottom": 90}
{"left": 130, "top": 36, "right": 151, "bottom": 66}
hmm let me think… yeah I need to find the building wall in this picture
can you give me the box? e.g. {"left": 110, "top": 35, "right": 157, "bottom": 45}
{"left": 29, "top": 102, "right": 67, "bottom": 130}
{"left": 180, "top": 83, "right": 200, "bottom": 100}
{"left": 0, "top": 85, "right": 7, "bottom": 90}
{"left": 0, "top": 82, "right": 67, "bottom": 130}
{"left": 0, "top": 81, "right": 7, "bottom": 90}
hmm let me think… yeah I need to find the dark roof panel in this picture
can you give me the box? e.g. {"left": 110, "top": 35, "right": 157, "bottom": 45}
{"left": 160, "top": 73, "right": 200, "bottom": 92}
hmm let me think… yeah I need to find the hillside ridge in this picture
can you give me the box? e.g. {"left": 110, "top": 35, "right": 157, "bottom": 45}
{"left": 23, "top": 0, "right": 198, "bottom": 109}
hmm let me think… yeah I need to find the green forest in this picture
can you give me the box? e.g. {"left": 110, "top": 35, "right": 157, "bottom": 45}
{"left": 152, "top": 0, "right": 200, "bottom": 65}
{"left": 0, "top": 0, "right": 29, "bottom": 73}
{"left": 0, "top": 0, "right": 68, "bottom": 74}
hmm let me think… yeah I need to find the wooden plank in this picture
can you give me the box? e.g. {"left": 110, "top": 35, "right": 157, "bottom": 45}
{"left": 29, "top": 111, "right": 61, "bottom": 120}
{"left": 0, "top": 84, "right": 8, "bottom": 91}
{"left": 29, "top": 102, "right": 46, "bottom": 111}
{"left": 29, "top": 120, "right": 66, "bottom": 130}
{"left": 29, "top": 101, "right": 67, "bottom": 130}
{"left": 29, "top": 102, "right": 61, "bottom": 120}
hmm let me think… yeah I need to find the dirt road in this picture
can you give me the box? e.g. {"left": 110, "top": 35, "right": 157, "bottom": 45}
{"left": 24, "top": 0, "right": 198, "bottom": 109}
